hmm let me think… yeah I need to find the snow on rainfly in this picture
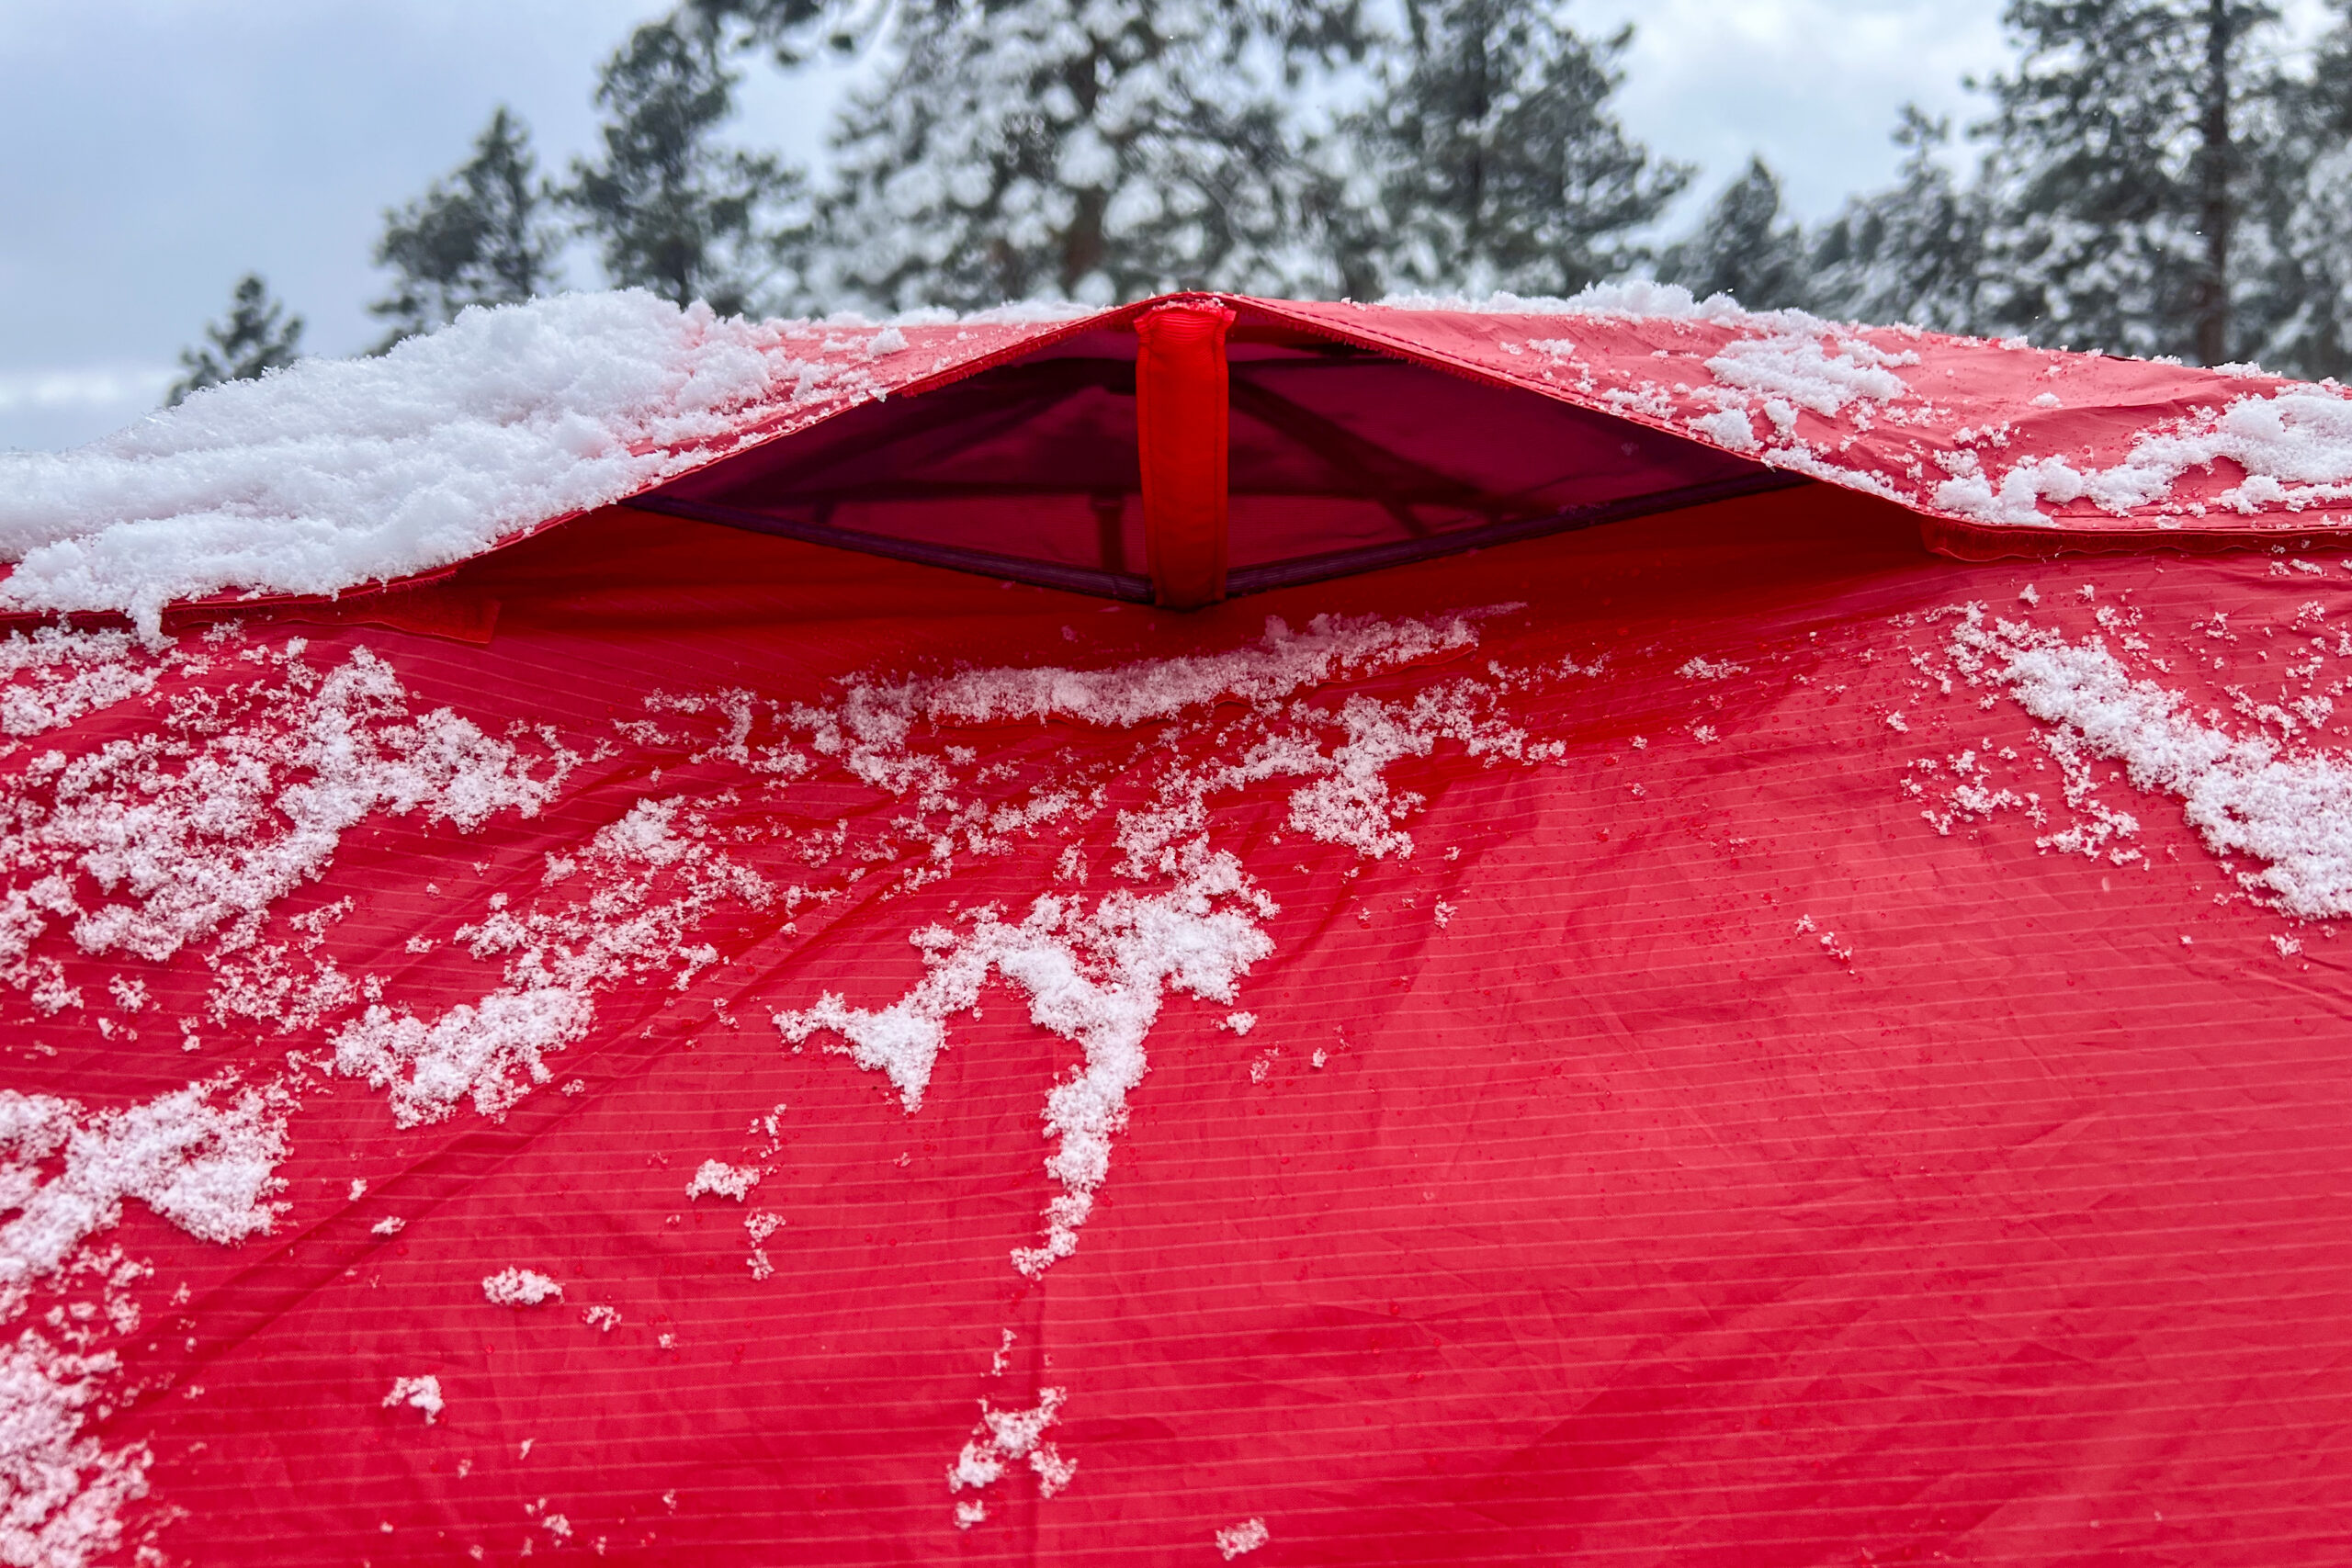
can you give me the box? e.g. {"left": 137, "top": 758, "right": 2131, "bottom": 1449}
{"left": 0, "top": 1079, "right": 288, "bottom": 1568}
{"left": 384, "top": 1375, "right": 445, "bottom": 1425}
{"left": 1934, "top": 388, "right": 2352, "bottom": 525}
{"left": 0, "top": 604, "right": 1572, "bottom": 1551}
{"left": 0, "top": 292, "right": 808, "bottom": 637}
{"left": 0, "top": 601, "right": 1590, "bottom": 1551}
{"left": 1421, "top": 280, "right": 2352, "bottom": 530}
{"left": 481, "top": 1269, "right": 563, "bottom": 1306}
{"left": 1951, "top": 606, "right": 2352, "bottom": 917}
{"left": 684, "top": 1160, "right": 761, "bottom": 1201}
{"left": 771, "top": 611, "right": 1559, "bottom": 1278}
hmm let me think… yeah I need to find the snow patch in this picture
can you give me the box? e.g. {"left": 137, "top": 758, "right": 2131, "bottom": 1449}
{"left": 948, "top": 1386, "right": 1074, "bottom": 1507}
{"left": 481, "top": 1269, "right": 562, "bottom": 1307}
{"left": 684, "top": 1161, "right": 761, "bottom": 1202}
{"left": 383, "top": 1375, "right": 444, "bottom": 1425}
{"left": 0, "top": 1332, "right": 150, "bottom": 1568}
{"left": 780, "top": 844, "right": 1273, "bottom": 1275}
{"left": 0, "top": 293, "right": 844, "bottom": 637}
{"left": 24, "top": 642, "right": 567, "bottom": 973}
{"left": 333, "top": 794, "right": 764, "bottom": 1126}
{"left": 1950, "top": 606, "right": 2352, "bottom": 916}
{"left": 0, "top": 1082, "right": 287, "bottom": 1289}
{"left": 1936, "top": 386, "right": 2352, "bottom": 525}
{"left": 1216, "top": 1517, "right": 1271, "bottom": 1559}
{"left": 1705, "top": 330, "right": 1915, "bottom": 416}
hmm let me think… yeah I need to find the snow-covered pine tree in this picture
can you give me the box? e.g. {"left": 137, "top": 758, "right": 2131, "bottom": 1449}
{"left": 166, "top": 275, "right": 303, "bottom": 407}
{"left": 567, "top": 14, "right": 804, "bottom": 316}
{"left": 805, "top": 0, "right": 1364, "bottom": 311}
{"left": 1656, "top": 157, "right": 1810, "bottom": 310}
{"left": 678, "top": 0, "right": 848, "bottom": 64}
{"left": 1975, "top": 0, "right": 2283, "bottom": 361}
{"left": 369, "top": 107, "right": 564, "bottom": 349}
{"left": 1807, "top": 107, "right": 1991, "bottom": 333}
{"left": 1338, "top": 1, "right": 1688, "bottom": 300}
{"left": 2241, "top": 1, "right": 2352, "bottom": 378}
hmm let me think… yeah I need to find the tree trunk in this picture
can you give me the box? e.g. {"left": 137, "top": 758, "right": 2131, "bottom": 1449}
{"left": 2195, "top": 0, "right": 2233, "bottom": 365}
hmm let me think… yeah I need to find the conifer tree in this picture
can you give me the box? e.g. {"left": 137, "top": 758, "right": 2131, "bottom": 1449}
{"left": 2241, "top": 1, "right": 2352, "bottom": 378}
{"left": 370, "top": 107, "right": 563, "bottom": 348}
{"left": 677, "top": 0, "right": 845, "bottom": 63}
{"left": 1807, "top": 108, "right": 1991, "bottom": 333}
{"left": 1976, "top": 0, "right": 2283, "bottom": 361}
{"left": 567, "top": 15, "right": 804, "bottom": 315}
{"left": 1657, "top": 157, "right": 1810, "bottom": 310}
{"left": 1339, "top": 1, "right": 1688, "bottom": 300}
{"left": 806, "top": 1, "right": 1363, "bottom": 311}
{"left": 166, "top": 275, "right": 304, "bottom": 407}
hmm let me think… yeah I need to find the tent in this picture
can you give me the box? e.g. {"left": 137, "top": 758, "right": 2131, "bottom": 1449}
{"left": 0, "top": 288, "right": 2346, "bottom": 1565}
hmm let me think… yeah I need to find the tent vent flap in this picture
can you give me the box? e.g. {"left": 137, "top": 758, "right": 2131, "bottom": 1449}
{"left": 631, "top": 297, "right": 1799, "bottom": 606}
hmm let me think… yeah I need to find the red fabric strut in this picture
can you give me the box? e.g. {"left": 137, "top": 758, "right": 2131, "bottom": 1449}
{"left": 1135, "top": 301, "right": 1236, "bottom": 609}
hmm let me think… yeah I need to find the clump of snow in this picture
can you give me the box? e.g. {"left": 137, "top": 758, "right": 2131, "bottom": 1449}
{"left": 948, "top": 1387, "right": 1073, "bottom": 1506}
{"left": 383, "top": 1375, "right": 444, "bottom": 1425}
{"left": 684, "top": 1161, "right": 761, "bottom": 1202}
{"left": 0, "top": 292, "right": 857, "bottom": 637}
{"left": 0, "top": 1082, "right": 288, "bottom": 1289}
{"left": 1935, "top": 386, "right": 2352, "bottom": 525}
{"left": 769, "top": 613, "right": 1556, "bottom": 1276}
{"left": 780, "top": 844, "right": 1276, "bottom": 1275}
{"left": 1686, "top": 407, "right": 1758, "bottom": 452}
{"left": 0, "top": 626, "right": 170, "bottom": 741}
{"left": 332, "top": 987, "right": 593, "bottom": 1128}
{"left": 1950, "top": 605, "right": 2352, "bottom": 916}
{"left": 4, "top": 640, "right": 569, "bottom": 983}
{"left": 0, "top": 1078, "right": 283, "bottom": 1561}
{"left": 370, "top": 1216, "right": 405, "bottom": 1237}
{"left": 1676, "top": 657, "right": 1748, "bottom": 681}
{"left": 1704, "top": 329, "right": 1915, "bottom": 416}
{"left": 335, "top": 792, "right": 767, "bottom": 1126}
{"left": 1216, "top": 1517, "right": 1271, "bottom": 1559}
{"left": 0, "top": 1331, "right": 151, "bottom": 1568}
{"left": 481, "top": 1269, "right": 562, "bottom": 1307}
{"left": 745, "top": 1210, "right": 785, "bottom": 1280}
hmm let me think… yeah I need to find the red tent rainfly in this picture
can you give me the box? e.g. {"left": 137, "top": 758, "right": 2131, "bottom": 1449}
{"left": 0, "top": 287, "right": 2346, "bottom": 1567}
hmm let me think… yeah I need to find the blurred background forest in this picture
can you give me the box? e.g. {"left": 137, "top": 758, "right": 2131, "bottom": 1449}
{"left": 18, "top": 0, "right": 2352, "bottom": 439}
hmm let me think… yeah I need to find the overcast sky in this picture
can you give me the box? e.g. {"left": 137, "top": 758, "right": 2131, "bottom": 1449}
{"left": 1, "top": 1, "right": 2024, "bottom": 453}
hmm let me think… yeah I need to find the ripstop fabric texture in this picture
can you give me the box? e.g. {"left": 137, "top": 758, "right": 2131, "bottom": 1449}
{"left": 7, "top": 482, "right": 2346, "bottom": 1565}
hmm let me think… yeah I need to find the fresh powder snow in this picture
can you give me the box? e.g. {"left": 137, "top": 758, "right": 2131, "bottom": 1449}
{"left": 1947, "top": 605, "right": 2352, "bottom": 916}
{"left": 383, "top": 1375, "right": 445, "bottom": 1425}
{"left": 684, "top": 1160, "right": 762, "bottom": 1202}
{"left": 0, "top": 294, "right": 828, "bottom": 637}
{"left": 1216, "top": 1517, "right": 1272, "bottom": 1559}
{"left": 481, "top": 1269, "right": 563, "bottom": 1307}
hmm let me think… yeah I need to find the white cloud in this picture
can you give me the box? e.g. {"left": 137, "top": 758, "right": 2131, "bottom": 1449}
{"left": 1579, "top": 0, "right": 2010, "bottom": 222}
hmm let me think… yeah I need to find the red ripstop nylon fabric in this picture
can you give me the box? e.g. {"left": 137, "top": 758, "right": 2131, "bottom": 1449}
{"left": 86, "top": 289, "right": 2352, "bottom": 642}
{"left": 1135, "top": 300, "right": 1236, "bottom": 607}
{"left": 13, "top": 486, "right": 2344, "bottom": 1565}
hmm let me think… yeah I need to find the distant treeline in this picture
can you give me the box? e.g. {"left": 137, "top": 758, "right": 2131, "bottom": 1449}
{"left": 173, "top": 0, "right": 2352, "bottom": 402}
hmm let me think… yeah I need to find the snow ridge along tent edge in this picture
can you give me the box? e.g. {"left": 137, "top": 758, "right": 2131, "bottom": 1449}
{"left": 12, "top": 287, "right": 2352, "bottom": 637}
